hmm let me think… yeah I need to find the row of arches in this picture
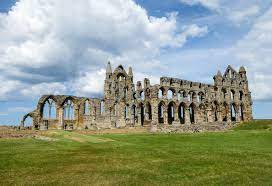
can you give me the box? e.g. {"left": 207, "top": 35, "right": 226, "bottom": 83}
{"left": 41, "top": 98, "right": 93, "bottom": 120}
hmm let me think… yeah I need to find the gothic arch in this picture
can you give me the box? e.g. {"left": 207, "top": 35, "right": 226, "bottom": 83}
{"left": 178, "top": 102, "right": 186, "bottom": 124}
{"left": 158, "top": 101, "right": 166, "bottom": 124}
{"left": 168, "top": 101, "right": 176, "bottom": 124}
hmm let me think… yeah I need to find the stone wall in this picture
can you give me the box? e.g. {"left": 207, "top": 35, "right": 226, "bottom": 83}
{"left": 21, "top": 62, "right": 253, "bottom": 130}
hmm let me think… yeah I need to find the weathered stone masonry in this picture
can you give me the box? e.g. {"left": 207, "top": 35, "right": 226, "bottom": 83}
{"left": 21, "top": 62, "right": 253, "bottom": 130}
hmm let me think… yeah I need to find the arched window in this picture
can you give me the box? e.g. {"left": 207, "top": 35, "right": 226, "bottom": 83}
{"left": 239, "top": 91, "right": 243, "bottom": 101}
{"left": 114, "top": 103, "right": 118, "bottom": 116}
{"left": 124, "top": 105, "right": 129, "bottom": 119}
{"left": 179, "top": 104, "right": 185, "bottom": 124}
{"left": 231, "top": 90, "right": 235, "bottom": 101}
{"left": 84, "top": 100, "right": 90, "bottom": 115}
{"left": 239, "top": 104, "right": 244, "bottom": 121}
{"left": 222, "top": 89, "right": 227, "bottom": 99}
{"left": 63, "top": 99, "right": 74, "bottom": 120}
{"left": 189, "top": 104, "right": 195, "bottom": 123}
{"left": 177, "top": 91, "right": 183, "bottom": 101}
{"left": 158, "top": 88, "right": 163, "bottom": 99}
{"left": 100, "top": 100, "right": 105, "bottom": 115}
{"left": 231, "top": 104, "right": 236, "bottom": 121}
{"left": 24, "top": 116, "right": 33, "bottom": 127}
{"left": 131, "top": 105, "right": 136, "bottom": 124}
{"left": 140, "top": 91, "right": 145, "bottom": 100}
{"left": 158, "top": 102, "right": 165, "bottom": 123}
{"left": 146, "top": 102, "right": 152, "bottom": 120}
{"left": 124, "top": 88, "right": 128, "bottom": 99}
{"left": 43, "top": 98, "right": 57, "bottom": 119}
{"left": 214, "top": 103, "right": 218, "bottom": 122}
{"left": 167, "top": 89, "right": 174, "bottom": 99}
{"left": 168, "top": 102, "right": 175, "bottom": 124}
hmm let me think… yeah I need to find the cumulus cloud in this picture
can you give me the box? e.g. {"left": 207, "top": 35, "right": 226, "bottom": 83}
{"left": 233, "top": 7, "right": 272, "bottom": 101}
{"left": 0, "top": 0, "right": 208, "bottom": 100}
{"left": 179, "top": 0, "right": 269, "bottom": 24}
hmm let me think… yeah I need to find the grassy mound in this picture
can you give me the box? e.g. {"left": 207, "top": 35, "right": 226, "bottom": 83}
{"left": 234, "top": 120, "right": 272, "bottom": 131}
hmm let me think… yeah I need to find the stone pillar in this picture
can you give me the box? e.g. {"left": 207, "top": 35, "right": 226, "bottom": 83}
{"left": 163, "top": 105, "right": 167, "bottom": 125}
{"left": 185, "top": 108, "right": 191, "bottom": 125}
{"left": 152, "top": 102, "right": 158, "bottom": 125}
{"left": 207, "top": 109, "right": 213, "bottom": 123}
{"left": 217, "top": 110, "right": 222, "bottom": 122}
{"left": 75, "top": 106, "right": 80, "bottom": 129}
{"left": 58, "top": 107, "right": 64, "bottom": 130}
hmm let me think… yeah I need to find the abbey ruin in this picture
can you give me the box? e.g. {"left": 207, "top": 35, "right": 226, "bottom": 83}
{"left": 21, "top": 62, "right": 253, "bottom": 131}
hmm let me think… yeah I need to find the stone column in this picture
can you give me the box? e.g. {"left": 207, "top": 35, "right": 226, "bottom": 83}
{"left": 185, "top": 108, "right": 191, "bottom": 125}
{"left": 151, "top": 101, "right": 158, "bottom": 125}
{"left": 163, "top": 105, "right": 168, "bottom": 125}
{"left": 217, "top": 110, "right": 222, "bottom": 122}
{"left": 207, "top": 109, "right": 213, "bottom": 123}
{"left": 58, "top": 107, "right": 64, "bottom": 130}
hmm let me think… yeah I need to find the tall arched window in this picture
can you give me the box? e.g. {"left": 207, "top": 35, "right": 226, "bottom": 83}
{"left": 231, "top": 90, "right": 235, "bottom": 101}
{"left": 179, "top": 104, "right": 185, "bottom": 124}
{"left": 158, "top": 88, "right": 163, "bottom": 99}
{"left": 114, "top": 103, "right": 118, "bottom": 116}
{"left": 167, "top": 89, "right": 174, "bottom": 99}
{"left": 189, "top": 104, "right": 195, "bottom": 123}
{"left": 63, "top": 99, "right": 74, "bottom": 120}
{"left": 146, "top": 102, "right": 152, "bottom": 120}
{"left": 84, "top": 100, "right": 90, "bottom": 115}
{"left": 124, "top": 105, "right": 129, "bottom": 119}
{"left": 124, "top": 88, "right": 128, "bottom": 99}
{"left": 100, "top": 100, "right": 105, "bottom": 115}
{"left": 158, "top": 102, "right": 165, "bottom": 123}
{"left": 140, "top": 91, "right": 145, "bottom": 100}
{"left": 222, "top": 89, "right": 227, "bottom": 99}
{"left": 24, "top": 116, "right": 33, "bottom": 127}
{"left": 168, "top": 102, "right": 175, "bottom": 124}
{"left": 43, "top": 98, "right": 57, "bottom": 119}
{"left": 231, "top": 104, "right": 236, "bottom": 121}
{"left": 239, "top": 91, "right": 243, "bottom": 101}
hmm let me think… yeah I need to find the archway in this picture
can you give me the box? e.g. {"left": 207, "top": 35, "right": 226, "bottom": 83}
{"left": 158, "top": 87, "right": 164, "bottom": 99}
{"left": 24, "top": 115, "right": 33, "bottom": 128}
{"left": 100, "top": 100, "right": 105, "bottom": 115}
{"left": 63, "top": 99, "right": 75, "bottom": 120}
{"left": 231, "top": 104, "right": 236, "bottom": 121}
{"left": 189, "top": 104, "right": 195, "bottom": 123}
{"left": 158, "top": 101, "right": 165, "bottom": 124}
{"left": 84, "top": 100, "right": 90, "bottom": 115}
{"left": 42, "top": 98, "right": 57, "bottom": 119}
{"left": 213, "top": 101, "right": 219, "bottom": 122}
{"left": 167, "top": 89, "right": 175, "bottom": 99}
{"left": 146, "top": 102, "right": 152, "bottom": 120}
{"left": 124, "top": 104, "right": 129, "bottom": 119}
{"left": 168, "top": 102, "right": 175, "bottom": 124}
{"left": 178, "top": 103, "right": 185, "bottom": 124}
{"left": 139, "top": 103, "right": 145, "bottom": 126}
{"left": 131, "top": 105, "right": 136, "bottom": 125}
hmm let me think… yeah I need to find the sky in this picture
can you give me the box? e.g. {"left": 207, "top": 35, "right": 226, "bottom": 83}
{"left": 0, "top": 0, "right": 272, "bottom": 125}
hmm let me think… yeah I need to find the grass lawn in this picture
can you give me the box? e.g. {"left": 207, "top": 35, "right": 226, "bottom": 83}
{"left": 0, "top": 120, "right": 272, "bottom": 185}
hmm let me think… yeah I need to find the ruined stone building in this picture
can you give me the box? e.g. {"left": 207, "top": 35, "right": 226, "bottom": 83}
{"left": 21, "top": 62, "right": 253, "bottom": 130}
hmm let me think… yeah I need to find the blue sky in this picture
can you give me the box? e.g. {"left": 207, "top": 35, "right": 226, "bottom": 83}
{"left": 1, "top": 0, "right": 272, "bottom": 125}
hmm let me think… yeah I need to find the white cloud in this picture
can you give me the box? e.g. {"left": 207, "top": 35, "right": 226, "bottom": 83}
{"left": 0, "top": 0, "right": 208, "bottom": 100}
{"left": 179, "top": 0, "right": 220, "bottom": 10}
{"left": 179, "top": 0, "right": 269, "bottom": 24}
{"left": 233, "top": 7, "right": 272, "bottom": 101}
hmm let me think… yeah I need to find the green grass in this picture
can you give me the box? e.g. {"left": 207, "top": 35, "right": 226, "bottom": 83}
{"left": 233, "top": 120, "right": 272, "bottom": 130}
{"left": 0, "top": 121, "right": 272, "bottom": 185}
